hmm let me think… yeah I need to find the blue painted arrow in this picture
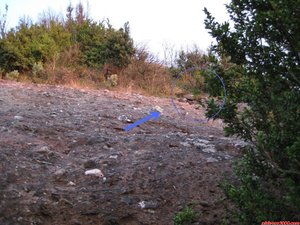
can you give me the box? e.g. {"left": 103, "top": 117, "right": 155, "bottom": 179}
{"left": 124, "top": 111, "right": 161, "bottom": 131}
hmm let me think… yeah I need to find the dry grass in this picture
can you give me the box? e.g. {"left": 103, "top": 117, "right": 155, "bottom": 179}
{"left": 175, "top": 70, "right": 206, "bottom": 99}
{"left": 117, "top": 59, "right": 172, "bottom": 97}
{"left": 4, "top": 44, "right": 200, "bottom": 98}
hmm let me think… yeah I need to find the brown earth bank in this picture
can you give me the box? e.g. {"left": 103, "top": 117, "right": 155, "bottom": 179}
{"left": 0, "top": 80, "right": 246, "bottom": 225}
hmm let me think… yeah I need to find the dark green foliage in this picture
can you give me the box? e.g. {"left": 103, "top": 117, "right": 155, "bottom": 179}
{"left": 102, "top": 23, "right": 135, "bottom": 68}
{"left": 176, "top": 47, "right": 209, "bottom": 70}
{"left": 73, "top": 20, "right": 106, "bottom": 67}
{"left": 0, "top": 2, "right": 134, "bottom": 78}
{"left": 0, "top": 21, "right": 70, "bottom": 72}
{"left": 172, "top": 48, "right": 212, "bottom": 96}
{"left": 174, "top": 206, "right": 198, "bottom": 225}
{"left": 75, "top": 20, "right": 134, "bottom": 69}
{"left": 204, "top": 0, "right": 300, "bottom": 223}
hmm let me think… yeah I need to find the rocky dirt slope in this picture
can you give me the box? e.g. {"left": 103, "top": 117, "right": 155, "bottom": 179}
{"left": 0, "top": 80, "right": 245, "bottom": 225}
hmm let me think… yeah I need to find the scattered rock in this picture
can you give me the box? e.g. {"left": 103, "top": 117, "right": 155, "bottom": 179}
{"left": 147, "top": 209, "right": 155, "bottom": 214}
{"left": 102, "top": 217, "right": 119, "bottom": 225}
{"left": 121, "top": 196, "right": 135, "bottom": 205}
{"left": 202, "top": 146, "right": 216, "bottom": 153}
{"left": 1, "top": 126, "right": 8, "bottom": 132}
{"left": 178, "top": 98, "right": 187, "bottom": 103}
{"left": 223, "top": 154, "right": 232, "bottom": 160}
{"left": 86, "top": 136, "right": 106, "bottom": 145}
{"left": 14, "top": 115, "right": 24, "bottom": 120}
{"left": 151, "top": 106, "right": 163, "bottom": 113}
{"left": 206, "top": 157, "right": 218, "bottom": 163}
{"left": 193, "top": 138, "right": 210, "bottom": 144}
{"left": 84, "top": 159, "right": 98, "bottom": 169}
{"left": 184, "top": 94, "right": 195, "bottom": 101}
{"left": 54, "top": 168, "right": 67, "bottom": 181}
{"left": 194, "top": 142, "right": 209, "bottom": 148}
{"left": 180, "top": 142, "right": 191, "bottom": 147}
{"left": 109, "top": 155, "right": 118, "bottom": 159}
{"left": 70, "top": 219, "right": 82, "bottom": 225}
{"left": 194, "top": 104, "right": 202, "bottom": 110}
{"left": 67, "top": 181, "right": 76, "bottom": 186}
{"left": 0, "top": 81, "right": 240, "bottom": 225}
{"left": 39, "top": 146, "right": 50, "bottom": 152}
{"left": 42, "top": 92, "right": 50, "bottom": 97}
{"left": 234, "top": 140, "right": 250, "bottom": 149}
{"left": 199, "top": 201, "right": 210, "bottom": 207}
{"left": 31, "top": 145, "right": 60, "bottom": 162}
{"left": 118, "top": 115, "right": 132, "bottom": 123}
{"left": 58, "top": 198, "right": 73, "bottom": 207}
{"left": 138, "top": 200, "right": 159, "bottom": 210}
{"left": 37, "top": 199, "right": 53, "bottom": 216}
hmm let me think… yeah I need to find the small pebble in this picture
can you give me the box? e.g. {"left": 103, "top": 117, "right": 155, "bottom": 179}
{"left": 14, "top": 115, "right": 23, "bottom": 120}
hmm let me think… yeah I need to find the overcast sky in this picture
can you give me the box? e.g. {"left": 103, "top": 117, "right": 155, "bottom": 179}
{"left": 2, "top": 0, "right": 230, "bottom": 58}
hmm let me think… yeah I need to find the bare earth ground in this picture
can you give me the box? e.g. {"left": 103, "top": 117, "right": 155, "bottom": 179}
{"left": 0, "top": 80, "right": 244, "bottom": 225}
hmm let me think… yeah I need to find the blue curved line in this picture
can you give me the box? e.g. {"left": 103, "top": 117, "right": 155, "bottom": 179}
{"left": 170, "top": 66, "right": 227, "bottom": 122}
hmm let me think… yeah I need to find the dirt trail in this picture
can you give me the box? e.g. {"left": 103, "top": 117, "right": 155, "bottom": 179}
{"left": 0, "top": 80, "right": 243, "bottom": 225}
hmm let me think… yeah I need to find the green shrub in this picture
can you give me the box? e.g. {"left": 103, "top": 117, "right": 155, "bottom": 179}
{"left": 204, "top": 0, "right": 300, "bottom": 223}
{"left": 6, "top": 70, "right": 19, "bottom": 81}
{"left": 174, "top": 206, "right": 198, "bottom": 225}
{"left": 0, "top": 3, "right": 134, "bottom": 78}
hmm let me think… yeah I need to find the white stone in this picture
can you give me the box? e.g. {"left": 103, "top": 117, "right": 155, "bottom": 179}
{"left": 202, "top": 146, "right": 216, "bottom": 153}
{"left": 14, "top": 115, "right": 23, "bottom": 120}
{"left": 151, "top": 106, "right": 163, "bottom": 113}
{"left": 68, "top": 181, "right": 76, "bottom": 186}
{"left": 138, "top": 201, "right": 146, "bottom": 209}
{"left": 206, "top": 157, "right": 218, "bottom": 163}
{"left": 84, "top": 169, "right": 104, "bottom": 177}
{"left": 180, "top": 142, "right": 191, "bottom": 147}
{"left": 193, "top": 143, "right": 208, "bottom": 148}
{"left": 118, "top": 115, "right": 132, "bottom": 122}
{"left": 196, "top": 139, "right": 210, "bottom": 144}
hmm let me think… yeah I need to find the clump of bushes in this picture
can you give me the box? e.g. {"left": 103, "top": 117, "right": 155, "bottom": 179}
{"left": 0, "top": 2, "right": 134, "bottom": 85}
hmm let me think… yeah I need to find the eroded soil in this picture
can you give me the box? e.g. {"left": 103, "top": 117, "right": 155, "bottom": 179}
{"left": 0, "top": 80, "right": 243, "bottom": 225}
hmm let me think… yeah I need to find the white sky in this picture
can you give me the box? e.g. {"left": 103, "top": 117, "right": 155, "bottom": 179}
{"left": 2, "top": 0, "right": 230, "bottom": 59}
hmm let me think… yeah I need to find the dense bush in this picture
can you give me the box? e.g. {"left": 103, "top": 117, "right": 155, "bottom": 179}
{"left": 0, "top": 22, "right": 71, "bottom": 72}
{"left": 119, "top": 44, "right": 171, "bottom": 96}
{"left": 0, "top": 2, "right": 134, "bottom": 82}
{"left": 204, "top": 0, "right": 300, "bottom": 223}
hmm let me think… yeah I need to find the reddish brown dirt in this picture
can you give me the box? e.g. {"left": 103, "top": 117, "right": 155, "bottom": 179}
{"left": 0, "top": 80, "right": 242, "bottom": 225}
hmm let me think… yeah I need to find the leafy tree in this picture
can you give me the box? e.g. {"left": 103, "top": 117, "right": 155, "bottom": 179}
{"left": 65, "top": 3, "right": 134, "bottom": 70}
{"left": 176, "top": 47, "right": 209, "bottom": 70}
{"left": 204, "top": 0, "right": 300, "bottom": 223}
{"left": 102, "top": 22, "right": 135, "bottom": 68}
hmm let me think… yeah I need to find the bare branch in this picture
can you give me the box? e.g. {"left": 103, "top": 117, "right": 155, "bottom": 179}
{"left": 0, "top": 4, "right": 8, "bottom": 39}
